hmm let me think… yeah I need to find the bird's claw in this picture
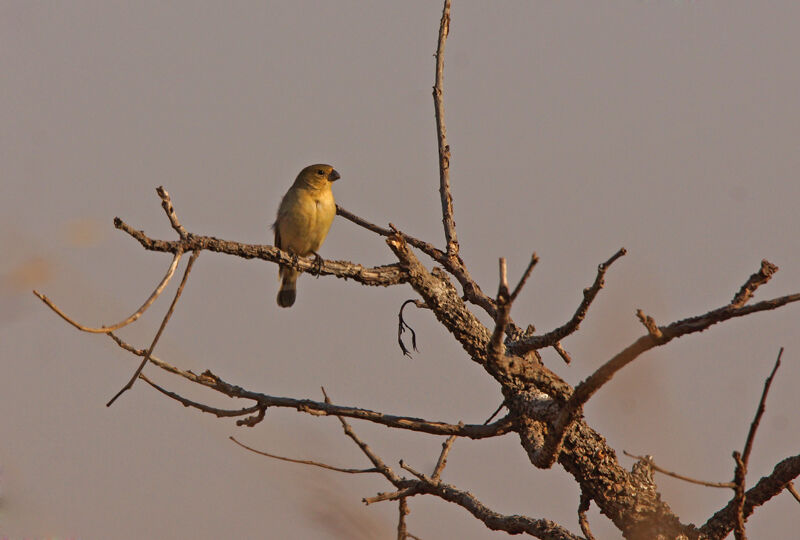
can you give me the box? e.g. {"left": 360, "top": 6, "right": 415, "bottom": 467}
{"left": 311, "top": 251, "right": 324, "bottom": 278}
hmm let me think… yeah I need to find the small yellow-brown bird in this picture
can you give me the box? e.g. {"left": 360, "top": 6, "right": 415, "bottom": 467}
{"left": 273, "top": 164, "right": 340, "bottom": 307}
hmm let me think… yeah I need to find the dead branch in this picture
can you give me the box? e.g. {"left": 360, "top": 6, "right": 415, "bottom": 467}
{"left": 528, "top": 265, "right": 800, "bottom": 469}
{"left": 156, "top": 185, "right": 188, "bottom": 239}
{"left": 701, "top": 454, "right": 800, "bottom": 539}
{"left": 107, "top": 249, "right": 200, "bottom": 406}
{"left": 114, "top": 214, "right": 408, "bottom": 287}
{"left": 623, "top": 451, "right": 734, "bottom": 489}
{"left": 432, "top": 432, "right": 458, "bottom": 482}
{"left": 433, "top": 0, "right": 457, "bottom": 258}
{"left": 742, "top": 348, "right": 783, "bottom": 466}
{"left": 338, "top": 205, "right": 498, "bottom": 320}
{"left": 33, "top": 248, "right": 183, "bottom": 333}
{"left": 509, "top": 253, "right": 539, "bottom": 304}
{"left": 787, "top": 482, "right": 800, "bottom": 504}
{"left": 509, "top": 247, "right": 626, "bottom": 354}
{"left": 229, "top": 436, "right": 378, "bottom": 474}
{"left": 578, "top": 491, "right": 596, "bottom": 540}
{"left": 142, "top": 374, "right": 261, "bottom": 419}
{"left": 732, "top": 347, "right": 783, "bottom": 540}
{"left": 731, "top": 259, "right": 779, "bottom": 308}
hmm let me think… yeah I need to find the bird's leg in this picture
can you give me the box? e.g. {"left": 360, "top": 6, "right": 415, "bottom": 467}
{"left": 310, "top": 251, "right": 324, "bottom": 278}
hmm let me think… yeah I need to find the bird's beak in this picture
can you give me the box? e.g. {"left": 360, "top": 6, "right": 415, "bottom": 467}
{"left": 329, "top": 169, "right": 341, "bottom": 182}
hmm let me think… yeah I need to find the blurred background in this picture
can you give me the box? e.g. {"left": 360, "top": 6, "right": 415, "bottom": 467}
{"left": 2, "top": 1, "right": 799, "bottom": 538}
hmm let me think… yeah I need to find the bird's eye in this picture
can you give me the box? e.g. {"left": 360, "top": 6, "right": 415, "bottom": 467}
{"left": 317, "top": 169, "right": 324, "bottom": 175}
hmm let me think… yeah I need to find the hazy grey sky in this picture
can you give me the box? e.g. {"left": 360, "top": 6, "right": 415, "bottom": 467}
{"left": 2, "top": 1, "right": 799, "bottom": 538}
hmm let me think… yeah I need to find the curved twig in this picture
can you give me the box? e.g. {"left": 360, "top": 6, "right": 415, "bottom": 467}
{"left": 230, "top": 436, "right": 378, "bottom": 474}
{"left": 623, "top": 451, "right": 735, "bottom": 488}
{"left": 33, "top": 249, "right": 184, "bottom": 333}
{"left": 107, "top": 250, "right": 200, "bottom": 406}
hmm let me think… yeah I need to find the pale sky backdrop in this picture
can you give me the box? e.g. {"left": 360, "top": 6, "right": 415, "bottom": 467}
{"left": 2, "top": 1, "right": 799, "bottom": 539}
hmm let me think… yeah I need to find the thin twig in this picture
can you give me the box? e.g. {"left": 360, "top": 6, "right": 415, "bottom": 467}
{"left": 636, "top": 309, "right": 662, "bottom": 339}
{"left": 107, "top": 336, "right": 516, "bottom": 438}
{"left": 337, "top": 205, "right": 498, "bottom": 318}
{"left": 509, "top": 253, "right": 539, "bottom": 303}
{"left": 229, "top": 436, "right": 378, "bottom": 474}
{"left": 322, "top": 387, "right": 405, "bottom": 485}
{"left": 364, "top": 487, "right": 419, "bottom": 506}
{"left": 482, "top": 401, "right": 505, "bottom": 425}
{"left": 701, "top": 454, "right": 800, "bottom": 538}
{"left": 509, "top": 247, "right": 626, "bottom": 354}
{"left": 336, "top": 205, "right": 444, "bottom": 262}
{"left": 742, "top": 347, "right": 783, "bottom": 465}
{"left": 578, "top": 491, "right": 596, "bottom": 540}
{"left": 732, "top": 347, "right": 783, "bottom": 540}
{"left": 397, "top": 497, "right": 410, "bottom": 540}
{"left": 528, "top": 267, "right": 800, "bottom": 468}
{"left": 733, "top": 450, "right": 747, "bottom": 540}
{"left": 787, "top": 482, "right": 800, "bottom": 504}
{"left": 553, "top": 342, "right": 572, "bottom": 364}
{"left": 432, "top": 432, "right": 459, "bottom": 482}
{"left": 33, "top": 249, "right": 183, "bottom": 333}
{"left": 488, "top": 258, "right": 511, "bottom": 360}
{"left": 107, "top": 249, "right": 200, "bottom": 406}
{"left": 433, "top": 0, "right": 457, "bottom": 257}
{"left": 731, "top": 259, "right": 778, "bottom": 308}
{"left": 623, "top": 451, "right": 734, "bottom": 488}
{"left": 141, "top": 374, "right": 261, "bottom": 419}
{"left": 156, "top": 186, "right": 188, "bottom": 239}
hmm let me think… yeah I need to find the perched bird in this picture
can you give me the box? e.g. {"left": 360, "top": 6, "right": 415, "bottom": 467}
{"left": 273, "top": 164, "right": 340, "bottom": 307}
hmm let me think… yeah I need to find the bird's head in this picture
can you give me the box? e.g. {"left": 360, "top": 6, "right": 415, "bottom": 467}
{"left": 296, "top": 164, "right": 340, "bottom": 189}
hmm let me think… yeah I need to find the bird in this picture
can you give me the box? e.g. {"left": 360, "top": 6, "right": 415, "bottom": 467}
{"left": 272, "top": 164, "right": 340, "bottom": 307}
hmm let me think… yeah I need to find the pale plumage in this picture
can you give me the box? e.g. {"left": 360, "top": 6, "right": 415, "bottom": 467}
{"left": 273, "top": 164, "right": 339, "bottom": 307}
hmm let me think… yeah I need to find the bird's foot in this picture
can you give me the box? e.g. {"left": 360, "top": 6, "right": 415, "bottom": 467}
{"left": 311, "top": 251, "right": 324, "bottom": 278}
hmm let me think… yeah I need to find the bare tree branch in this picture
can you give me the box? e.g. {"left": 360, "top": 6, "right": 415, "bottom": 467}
{"left": 156, "top": 185, "right": 188, "bottom": 239}
{"left": 529, "top": 267, "right": 800, "bottom": 468}
{"left": 731, "top": 259, "right": 779, "bottom": 308}
{"left": 114, "top": 214, "right": 408, "bottom": 287}
{"left": 701, "top": 454, "right": 800, "bottom": 539}
{"left": 553, "top": 342, "right": 572, "bottom": 364}
{"left": 742, "top": 347, "right": 783, "bottom": 466}
{"left": 578, "top": 491, "right": 596, "bottom": 540}
{"left": 33, "top": 248, "right": 184, "bottom": 333}
{"left": 107, "top": 331, "right": 512, "bottom": 438}
{"left": 432, "top": 432, "right": 458, "bottom": 482}
{"left": 433, "top": 0, "right": 457, "bottom": 257}
{"left": 336, "top": 204, "right": 444, "bottom": 262}
{"left": 229, "top": 436, "right": 378, "bottom": 474}
{"left": 623, "top": 451, "right": 734, "bottom": 489}
{"left": 397, "top": 498, "right": 415, "bottom": 540}
{"left": 141, "top": 374, "right": 261, "bottom": 419}
{"left": 107, "top": 249, "right": 200, "bottom": 406}
{"left": 732, "top": 451, "right": 747, "bottom": 540}
{"left": 509, "top": 248, "right": 626, "bottom": 354}
{"left": 509, "top": 253, "right": 539, "bottom": 304}
{"left": 787, "top": 482, "right": 800, "bottom": 504}
{"left": 733, "top": 347, "right": 783, "bottom": 540}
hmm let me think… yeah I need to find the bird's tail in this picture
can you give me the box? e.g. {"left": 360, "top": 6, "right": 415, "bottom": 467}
{"left": 277, "top": 266, "right": 298, "bottom": 308}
